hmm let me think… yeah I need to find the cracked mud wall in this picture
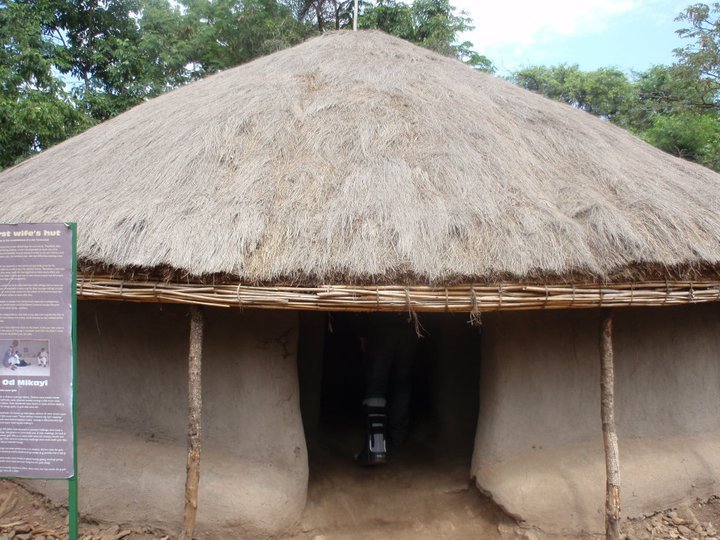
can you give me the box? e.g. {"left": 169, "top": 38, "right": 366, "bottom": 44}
{"left": 471, "top": 303, "right": 720, "bottom": 535}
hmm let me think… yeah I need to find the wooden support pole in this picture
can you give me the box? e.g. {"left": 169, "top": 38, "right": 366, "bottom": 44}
{"left": 601, "top": 310, "right": 621, "bottom": 540}
{"left": 180, "top": 306, "right": 204, "bottom": 540}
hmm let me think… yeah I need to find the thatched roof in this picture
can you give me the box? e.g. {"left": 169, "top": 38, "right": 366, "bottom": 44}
{"left": 2, "top": 30, "right": 720, "bottom": 286}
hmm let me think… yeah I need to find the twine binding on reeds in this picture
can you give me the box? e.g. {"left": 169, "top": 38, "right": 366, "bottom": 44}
{"left": 469, "top": 287, "right": 482, "bottom": 325}
{"left": 236, "top": 283, "right": 243, "bottom": 310}
{"left": 75, "top": 275, "right": 720, "bottom": 313}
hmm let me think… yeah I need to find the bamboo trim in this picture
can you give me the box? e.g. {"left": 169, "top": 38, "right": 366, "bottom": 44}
{"left": 75, "top": 275, "right": 720, "bottom": 312}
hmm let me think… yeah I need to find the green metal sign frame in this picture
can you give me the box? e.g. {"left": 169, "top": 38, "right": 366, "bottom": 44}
{"left": 69, "top": 222, "right": 78, "bottom": 539}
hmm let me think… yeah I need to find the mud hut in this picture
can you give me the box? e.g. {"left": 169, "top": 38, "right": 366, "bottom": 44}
{"left": 1, "top": 30, "right": 720, "bottom": 537}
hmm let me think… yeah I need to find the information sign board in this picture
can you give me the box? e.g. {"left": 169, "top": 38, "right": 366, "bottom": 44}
{"left": 0, "top": 223, "right": 75, "bottom": 479}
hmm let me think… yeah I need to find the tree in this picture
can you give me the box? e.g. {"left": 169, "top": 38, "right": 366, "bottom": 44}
{"left": 675, "top": 2, "right": 720, "bottom": 87}
{"left": 0, "top": 0, "right": 92, "bottom": 167}
{"left": 181, "top": 0, "right": 312, "bottom": 77}
{"left": 511, "top": 64, "right": 632, "bottom": 121}
{"left": 1, "top": 0, "right": 312, "bottom": 166}
{"left": 2, "top": 0, "right": 493, "bottom": 168}
{"left": 509, "top": 3, "right": 720, "bottom": 172}
{"left": 51, "top": 0, "right": 143, "bottom": 118}
{"left": 643, "top": 112, "right": 720, "bottom": 170}
{"left": 360, "top": 0, "right": 493, "bottom": 71}
{"left": 616, "top": 64, "right": 710, "bottom": 133}
{"left": 134, "top": 0, "right": 197, "bottom": 92}
{"left": 52, "top": 0, "right": 198, "bottom": 120}
{"left": 1, "top": 0, "right": 200, "bottom": 164}
{"left": 637, "top": 2, "right": 720, "bottom": 169}
{"left": 287, "top": 0, "right": 354, "bottom": 32}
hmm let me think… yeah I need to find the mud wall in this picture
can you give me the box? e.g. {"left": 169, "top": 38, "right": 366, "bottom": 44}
{"left": 471, "top": 304, "right": 720, "bottom": 534}
{"left": 28, "top": 301, "right": 307, "bottom": 538}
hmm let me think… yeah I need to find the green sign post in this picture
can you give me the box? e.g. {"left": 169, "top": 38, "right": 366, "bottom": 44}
{"left": 69, "top": 222, "right": 78, "bottom": 539}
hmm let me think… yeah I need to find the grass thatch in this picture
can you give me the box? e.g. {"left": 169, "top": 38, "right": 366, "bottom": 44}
{"left": 1, "top": 31, "right": 720, "bottom": 286}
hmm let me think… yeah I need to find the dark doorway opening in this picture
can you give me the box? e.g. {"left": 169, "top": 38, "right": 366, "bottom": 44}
{"left": 295, "top": 311, "right": 491, "bottom": 537}
{"left": 298, "top": 310, "right": 481, "bottom": 466}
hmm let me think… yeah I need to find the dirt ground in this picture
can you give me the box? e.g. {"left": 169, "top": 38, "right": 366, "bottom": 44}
{"left": 1, "top": 483, "right": 720, "bottom": 540}
{"left": 1, "top": 426, "right": 720, "bottom": 540}
{"left": 284, "top": 423, "right": 513, "bottom": 540}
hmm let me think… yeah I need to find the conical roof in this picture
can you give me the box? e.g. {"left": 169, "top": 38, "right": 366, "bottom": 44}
{"left": 2, "top": 30, "right": 719, "bottom": 285}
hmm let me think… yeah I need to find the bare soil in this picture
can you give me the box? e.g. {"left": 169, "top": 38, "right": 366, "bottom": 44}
{"left": 0, "top": 479, "right": 170, "bottom": 539}
{"left": 1, "top": 446, "right": 719, "bottom": 540}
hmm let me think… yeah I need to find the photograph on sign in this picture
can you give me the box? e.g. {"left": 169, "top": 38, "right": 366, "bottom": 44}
{"left": 0, "top": 340, "right": 51, "bottom": 377}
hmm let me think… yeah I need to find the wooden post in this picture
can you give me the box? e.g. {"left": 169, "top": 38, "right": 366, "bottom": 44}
{"left": 600, "top": 310, "right": 620, "bottom": 540}
{"left": 180, "top": 306, "right": 204, "bottom": 540}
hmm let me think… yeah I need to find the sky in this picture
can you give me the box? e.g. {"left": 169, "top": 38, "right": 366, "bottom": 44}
{"left": 452, "top": 0, "right": 691, "bottom": 75}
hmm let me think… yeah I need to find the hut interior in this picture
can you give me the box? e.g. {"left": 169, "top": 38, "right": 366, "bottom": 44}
{"left": 298, "top": 312, "right": 480, "bottom": 466}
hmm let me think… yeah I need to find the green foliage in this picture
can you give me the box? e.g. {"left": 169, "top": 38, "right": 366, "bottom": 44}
{"left": 54, "top": 0, "right": 199, "bottom": 119}
{"left": 360, "top": 0, "right": 494, "bottom": 71}
{"left": 512, "top": 64, "right": 631, "bottom": 121}
{"left": 286, "top": 0, "right": 354, "bottom": 32}
{"left": 0, "top": 0, "right": 92, "bottom": 167}
{"left": 1, "top": 0, "right": 315, "bottom": 165}
{"left": 181, "top": 0, "right": 312, "bottom": 76}
{"left": 510, "top": 3, "right": 720, "bottom": 173}
{"left": 630, "top": 3, "right": 720, "bottom": 168}
{"left": 639, "top": 2, "right": 720, "bottom": 170}
{"left": 643, "top": 112, "right": 720, "bottom": 170}
{"left": 675, "top": 2, "right": 720, "bottom": 87}
{"left": 358, "top": 0, "right": 411, "bottom": 36}
{"left": 618, "top": 64, "right": 711, "bottom": 134}
{"left": 52, "top": 0, "right": 144, "bottom": 118}
{"left": 4, "top": 0, "right": 720, "bottom": 174}
{"left": 0, "top": 0, "right": 489, "bottom": 167}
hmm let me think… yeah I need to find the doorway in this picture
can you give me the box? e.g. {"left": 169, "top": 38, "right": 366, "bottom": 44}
{"left": 294, "top": 312, "right": 497, "bottom": 537}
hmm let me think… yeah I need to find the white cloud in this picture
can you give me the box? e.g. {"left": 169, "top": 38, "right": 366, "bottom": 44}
{"left": 454, "top": 0, "right": 640, "bottom": 51}
{"left": 451, "top": 0, "right": 687, "bottom": 72}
